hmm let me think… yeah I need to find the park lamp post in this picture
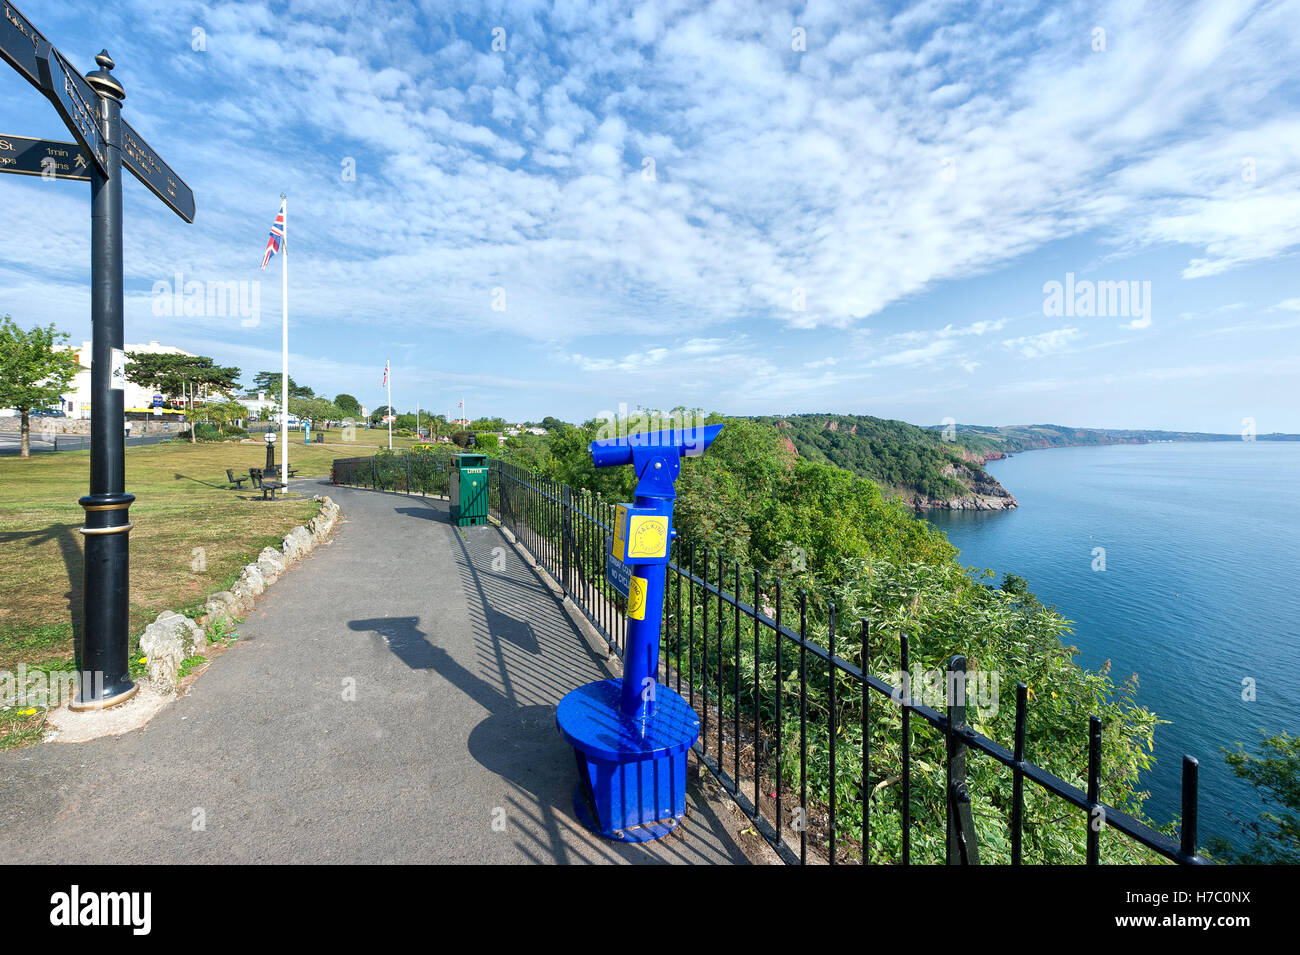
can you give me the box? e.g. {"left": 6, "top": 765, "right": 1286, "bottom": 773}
{"left": 556, "top": 423, "right": 723, "bottom": 841}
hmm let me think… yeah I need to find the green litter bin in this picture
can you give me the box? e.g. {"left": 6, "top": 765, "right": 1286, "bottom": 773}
{"left": 449, "top": 453, "right": 489, "bottom": 527}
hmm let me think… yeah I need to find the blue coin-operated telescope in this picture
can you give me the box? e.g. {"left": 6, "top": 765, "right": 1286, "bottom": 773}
{"left": 556, "top": 423, "right": 723, "bottom": 841}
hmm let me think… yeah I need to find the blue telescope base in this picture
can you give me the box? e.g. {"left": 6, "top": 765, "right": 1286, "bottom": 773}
{"left": 557, "top": 679, "right": 701, "bottom": 842}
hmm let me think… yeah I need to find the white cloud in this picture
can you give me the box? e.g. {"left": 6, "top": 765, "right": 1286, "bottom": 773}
{"left": 3, "top": 0, "right": 1297, "bottom": 424}
{"left": 1003, "top": 327, "right": 1083, "bottom": 358}
{"left": 18, "top": 0, "right": 1291, "bottom": 345}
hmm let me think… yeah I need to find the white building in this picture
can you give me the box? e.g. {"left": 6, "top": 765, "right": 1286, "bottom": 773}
{"left": 237, "top": 393, "right": 302, "bottom": 426}
{"left": 239, "top": 392, "right": 276, "bottom": 420}
{"left": 59, "top": 340, "right": 194, "bottom": 419}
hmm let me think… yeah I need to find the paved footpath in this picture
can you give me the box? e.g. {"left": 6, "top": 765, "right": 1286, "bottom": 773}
{"left": 0, "top": 480, "right": 759, "bottom": 864}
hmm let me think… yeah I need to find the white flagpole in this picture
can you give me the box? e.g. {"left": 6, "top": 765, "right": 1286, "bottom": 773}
{"left": 387, "top": 360, "right": 392, "bottom": 450}
{"left": 280, "top": 194, "right": 289, "bottom": 481}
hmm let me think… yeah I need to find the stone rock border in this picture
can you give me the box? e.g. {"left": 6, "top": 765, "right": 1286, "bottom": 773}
{"left": 45, "top": 495, "right": 342, "bottom": 742}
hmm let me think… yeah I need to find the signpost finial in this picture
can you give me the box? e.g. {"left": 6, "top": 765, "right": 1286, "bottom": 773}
{"left": 85, "top": 48, "right": 124, "bottom": 101}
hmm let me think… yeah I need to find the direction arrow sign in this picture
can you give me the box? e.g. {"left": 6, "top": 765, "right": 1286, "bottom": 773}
{"left": 0, "top": 1, "right": 48, "bottom": 88}
{"left": 0, "top": 133, "right": 92, "bottom": 181}
{"left": 38, "top": 47, "right": 107, "bottom": 174}
{"left": 121, "top": 118, "right": 195, "bottom": 222}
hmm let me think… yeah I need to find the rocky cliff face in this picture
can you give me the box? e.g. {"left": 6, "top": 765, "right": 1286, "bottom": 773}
{"left": 908, "top": 462, "right": 1018, "bottom": 510}
{"left": 961, "top": 448, "right": 1007, "bottom": 465}
{"left": 911, "top": 493, "right": 1018, "bottom": 511}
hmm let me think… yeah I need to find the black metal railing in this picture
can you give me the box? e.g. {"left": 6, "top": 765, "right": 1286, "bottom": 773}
{"left": 334, "top": 451, "right": 1208, "bottom": 866}
{"left": 332, "top": 450, "right": 453, "bottom": 497}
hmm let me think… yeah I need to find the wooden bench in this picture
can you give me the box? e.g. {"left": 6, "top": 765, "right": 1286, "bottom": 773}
{"left": 264, "top": 464, "right": 299, "bottom": 479}
{"left": 249, "top": 467, "right": 287, "bottom": 500}
{"left": 226, "top": 468, "right": 248, "bottom": 489}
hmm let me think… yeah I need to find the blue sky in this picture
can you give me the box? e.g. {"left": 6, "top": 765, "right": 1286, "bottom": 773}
{"left": 1, "top": 0, "right": 1297, "bottom": 431}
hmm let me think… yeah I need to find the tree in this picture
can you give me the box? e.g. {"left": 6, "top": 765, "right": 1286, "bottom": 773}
{"left": 0, "top": 316, "right": 80, "bottom": 458}
{"left": 334, "top": 393, "right": 361, "bottom": 416}
{"left": 290, "top": 397, "right": 343, "bottom": 428}
{"left": 251, "top": 371, "right": 312, "bottom": 405}
{"left": 204, "top": 400, "right": 251, "bottom": 434}
{"left": 1207, "top": 732, "right": 1300, "bottom": 864}
{"left": 126, "top": 352, "right": 240, "bottom": 443}
{"left": 370, "top": 405, "right": 395, "bottom": 426}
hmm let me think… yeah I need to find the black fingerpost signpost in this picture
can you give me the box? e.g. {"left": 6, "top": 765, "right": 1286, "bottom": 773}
{"left": 2, "top": 3, "right": 196, "bottom": 709}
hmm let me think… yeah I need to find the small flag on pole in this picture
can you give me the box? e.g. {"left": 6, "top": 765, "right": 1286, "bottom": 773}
{"left": 383, "top": 360, "right": 389, "bottom": 387}
{"left": 261, "top": 199, "right": 285, "bottom": 269}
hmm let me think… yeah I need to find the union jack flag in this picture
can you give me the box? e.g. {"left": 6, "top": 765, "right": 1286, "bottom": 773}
{"left": 261, "top": 199, "right": 285, "bottom": 270}
{"left": 382, "top": 360, "right": 389, "bottom": 387}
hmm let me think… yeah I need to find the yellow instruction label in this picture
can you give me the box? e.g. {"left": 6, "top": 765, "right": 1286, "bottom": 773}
{"left": 612, "top": 504, "right": 628, "bottom": 558}
{"left": 627, "top": 576, "right": 647, "bottom": 620}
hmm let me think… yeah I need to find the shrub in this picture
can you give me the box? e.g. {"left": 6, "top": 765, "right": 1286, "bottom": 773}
{"left": 177, "top": 423, "right": 223, "bottom": 442}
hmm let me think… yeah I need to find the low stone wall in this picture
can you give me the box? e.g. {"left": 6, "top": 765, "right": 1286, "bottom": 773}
{"left": 0, "top": 417, "right": 183, "bottom": 435}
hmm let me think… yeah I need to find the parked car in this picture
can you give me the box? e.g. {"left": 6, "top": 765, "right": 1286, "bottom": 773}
{"left": 29, "top": 408, "right": 67, "bottom": 417}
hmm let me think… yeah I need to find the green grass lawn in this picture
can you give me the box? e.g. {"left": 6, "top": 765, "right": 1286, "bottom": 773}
{"left": 0, "top": 437, "right": 358, "bottom": 678}
{"left": 305, "top": 427, "right": 429, "bottom": 450}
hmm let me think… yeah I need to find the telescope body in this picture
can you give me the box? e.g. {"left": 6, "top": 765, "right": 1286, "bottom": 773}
{"left": 554, "top": 423, "right": 723, "bottom": 841}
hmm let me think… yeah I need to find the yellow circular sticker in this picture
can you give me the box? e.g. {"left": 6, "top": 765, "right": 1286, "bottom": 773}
{"left": 627, "top": 576, "right": 647, "bottom": 620}
{"left": 627, "top": 516, "right": 667, "bottom": 559}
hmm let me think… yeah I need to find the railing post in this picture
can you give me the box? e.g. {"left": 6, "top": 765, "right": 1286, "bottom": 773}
{"left": 371, "top": 455, "right": 377, "bottom": 489}
{"left": 1087, "top": 716, "right": 1102, "bottom": 865}
{"left": 1180, "top": 755, "right": 1200, "bottom": 861}
{"left": 405, "top": 452, "right": 411, "bottom": 494}
{"left": 945, "top": 654, "right": 980, "bottom": 864}
{"left": 497, "top": 464, "right": 505, "bottom": 525}
{"left": 561, "top": 483, "right": 572, "bottom": 596}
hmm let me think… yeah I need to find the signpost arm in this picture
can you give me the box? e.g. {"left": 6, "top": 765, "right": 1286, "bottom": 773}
{"left": 75, "top": 51, "right": 134, "bottom": 709}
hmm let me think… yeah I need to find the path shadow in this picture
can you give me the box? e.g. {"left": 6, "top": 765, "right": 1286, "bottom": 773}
{"left": 0, "top": 524, "right": 84, "bottom": 658}
{"left": 172, "top": 472, "right": 229, "bottom": 490}
{"left": 347, "top": 616, "right": 439, "bottom": 670}
{"left": 395, "top": 506, "right": 448, "bottom": 524}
